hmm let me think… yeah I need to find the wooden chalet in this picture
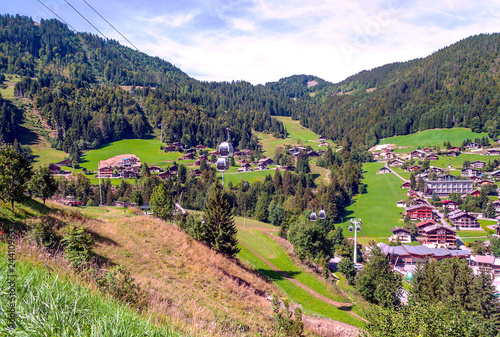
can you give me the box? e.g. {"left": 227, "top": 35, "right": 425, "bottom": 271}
{"left": 405, "top": 204, "right": 434, "bottom": 220}
{"left": 466, "top": 142, "right": 480, "bottom": 149}
{"left": 441, "top": 200, "right": 458, "bottom": 211}
{"left": 401, "top": 181, "right": 411, "bottom": 189}
{"left": 421, "top": 224, "right": 456, "bottom": 247}
{"left": 194, "top": 159, "right": 201, "bottom": 166}
{"left": 389, "top": 227, "right": 412, "bottom": 243}
{"left": 449, "top": 146, "right": 461, "bottom": 152}
{"left": 257, "top": 163, "right": 268, "bottom": 170}
{"left": 149, "top": 166, "right": 162, "bottom": 173}
{"left": 461, "top": 168, "right": 480, "bottom": 177}
{"left": 281, "top": 165, "right": 294, "bottom": 171}
{"left": 378, "top": 167, "right": 392, "bottom": 174}
{"left": 470, "top": 176, "right": 483, "bottom": 183}
{"left": 318, "top": 142, "right": 330, "bottom": 147}
{"left": 122, "top": 170, "right": 138, "bottom": 179}
{"left": 98, "top": 166, "right": 114, "bottom": 178}
{"left": 389, "top": 159, "right": 404, "bottom": 167}
{"left": 471, "top": 160, "right": 486, "bottom": 169}
{"left": 193, "top": 169, "right": 202, "bottom": 177}
{"left": 407, "top": 165, "right": 421, "bottom": 172}
{"left": 180, "top": 153, "right": 195, "bottom": 160}
{"left": 478, "top": 179, "right": 495, "bottom": 187}
{"left": 195, "top": 145, "right": 206, "bottom": 150}
{"left": 258, "top": 158, "right": 274, "bottom": 166}
{"left": 169, "top": 165, "right": 179, "bottom": 174}
{"left": 164, "top": 145, "right": 176, "bottom": 152}
{"left": 307, "top": 150, "right": 320, "bottom": 157}
{"left": 416, "top": 219, "right": 439, "bottom": 235}
{"left": 470, "top": 190, "right": 481, "bottom": 197}
{"left": 447, "top": 151, "right": 460, "bottom": 157}
{"left": 423, "top": 148, "right": 432, "bottom": 153}
{"left": 55, "top": 159, "right": 72, "bottom": 167}
{"left": 238, "top": 163, "right": 252, "bottom": 172}
{"left": 487, "top": 149, "right": 500, "bottom": 156}
{"left": 172, "top": 142, "right": 184, "bottom": 150}
{"left": 410, "top": 150, "right": 426, "bottom": 159}
{"left": 49, "top": 164, "right": 61, "bottom": 174}
{"left": 491, "top": 170, "right": 500, "bottom": 178}
{"left": 447, "top": 209, "right": 479, "bottom": 228}
{"left": 318, "top": 135, "right": 327, "bottom": 141}
{"left": 158, "top": 171, "right": 171, "bottom": 180}
{"left": 426, "top": 153, "right": 438, "bottom": 160}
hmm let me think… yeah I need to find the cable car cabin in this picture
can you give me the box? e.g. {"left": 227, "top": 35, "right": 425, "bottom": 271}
{"left": 319, "top": 209, "right": 326, "bottom": 219}
{"left": 216, "top": 157, "right": 230, "bottom": 171}
{"left": 218, "top": 142, "right": 234, "bottom": 158}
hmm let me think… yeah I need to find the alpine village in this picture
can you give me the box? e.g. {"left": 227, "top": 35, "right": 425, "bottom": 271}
{"left": 6, "top": 8, "right": 500, "bottom": 337}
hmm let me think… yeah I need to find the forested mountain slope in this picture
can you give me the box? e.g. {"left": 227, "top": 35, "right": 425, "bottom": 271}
{"left": 0, "top": 14, "right": 296, "bottom": 158}
{"left": 267, "top": 34, "right": 500, "bottom": 147}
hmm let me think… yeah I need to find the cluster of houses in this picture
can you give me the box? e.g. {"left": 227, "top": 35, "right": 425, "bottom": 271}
{"left": 97, "top": 156, "right": 142, "bottom": 179}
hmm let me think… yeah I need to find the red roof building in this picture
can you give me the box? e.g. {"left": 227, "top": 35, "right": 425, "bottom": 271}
{"left": 405, "top": 205, "right": 434, "bottom": 220}
{"left": 441, "top": 200, "right": 458, "bottom": 211}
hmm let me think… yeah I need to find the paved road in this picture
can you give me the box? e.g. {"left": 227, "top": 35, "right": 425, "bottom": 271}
{"left": 385, "top": 163, "right": 407, "bottom": 182}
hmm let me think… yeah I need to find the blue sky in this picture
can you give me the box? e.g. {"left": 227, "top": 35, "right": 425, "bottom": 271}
{"left": 4, "top": 0, "right": 500, "bottom": 84}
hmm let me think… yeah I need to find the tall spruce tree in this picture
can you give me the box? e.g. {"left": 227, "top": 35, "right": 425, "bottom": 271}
{"left": 150, "top": 183, "right": 174, "bottom": 221}
{"left": 202, "top": 182, "right": 240, "bottom": 257}
{"left": 0, "top": 145, "right": 32, "bottom": 210}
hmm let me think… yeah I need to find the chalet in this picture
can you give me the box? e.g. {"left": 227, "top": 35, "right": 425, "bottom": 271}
{"left": 430, "top": 167, "right": 444, "bottom": 174}
{"left": 487, "top": 149, "right": 500, "bottom": 156}
{"left": 491, "top": 170, "right": 500, "bottom": 178}
{"left": 193, "top": 169, "right": 202, "bottom": 177}
{"left": 382, "top": 148, "right": 393, "bottom": 153}
{"left": 447, "top": 151, "right": 460, "bottom": 157}
{"left": 426, "top": 180, "right": 474, "bottom": 196}
{"left": 449, "top": 146, "right": 461, "bottom": 152}
{"left": 410, "top": 150, "right": 426, "bottom": 159}
{"left": 318, "top": 150, "right": 326, "bottom": 156}
{"left": 172, "top": 142, "right": 184, "bottom": 150}
{"left": 470, "top": 176, "right": 483, "bottom": 183}
{"left": 121, "top": 157, "right": 138, "bottom": 168}
{"left": 421, "top": 224, "right": 456, "bottom": 247}
{"left": 389, "top": 159, "right": 404, "bottom": 167}
{"left": 436, "top": 174, "right": 456, "bottom": 181}
{"left": 407, "top": 190, "right": 418, "bottom": 198}
{"left": 405, "top": 205, "right": 434, "bottom": 220}
{"left": 471, "top": 160, "right": 486, "bottom": 169}
{"left": 397, "top": 200, "right": 407, "bottom": 208}
{"left": 423, "top": 148, "right": 432, "bottom": 153}
{"left": 318, "top": 142, "right": 330, "bottom": 147}
{"left": 469, "top": 255, "right": 500, "bottom": 279}
{"left": 441, "top": 200, "right": 459, "bottom": 211}
{"left": 164, "top": 145, "right": 176, "bottom": 152}
{"left": 195, "top": 145, "right": 206, "bottom": 150}
{"left": 426, "top": 153, "right": 438, "bottom": 160}
{"left": 478, "top": 179, "right": 495, "bottom": 187}
{"left": 158, "top": 171, "right": 171, "bottom": 180}
{"left": 98, "top": 166, "right": 114, "bottom": 178}
{"left": 466, "top": 142, "right": 480, "bottom": 149}
{"left": 55, "top": 159, "right": 72, "bottom": 167}
{"left": 180, "top": 153, "right": 195, "bottom": 160}
{"left": 258, "top": 158, "right": 274, "bottom": 166}
{"left": 194, "top": 159, "right": 201, "bottom": 166}
{"left": 149, "top": 166, "right": 162, "bottom": 173}
{"left": 49, "top": 164, "right": 61, "bottom": 175}
{"left": 461, "top": 168, "right": 480, "bottom": 177}
{"left": 447, "top": 209, "right": 480, "bottom": 228}
{"left": 318, "top": 135, "right": 327, "bottom": 141}
{"left": 257, "top": 163, "right": 268, "bottom": 170}
{"left": 185, "top": 148, "right": 196, "bottom": 154}
{"left": 281, "top": 165, "right": 294, "bottom": 171}
{"left": 470, "top": 190, "right": 481, "bottom": 197}
{"left": 240, "top": 163, "right": 252, "bottom": 172}
{"left": 307, "top": 150, "right": 320, "bottom": 157}
{"left": 413, "top": 198, "right": 429, "bottom": 206}
{"left": 384, "top": 152, "right": 396, "bottom": 159}
{"left": 289, "top": 147, "right": 307, "bottom": 155}
{"left": 416, "top": 219, "right": 439, "bottom": 235}
{"left": 401, "top": 181, "right": 411, "bottom": 189}
{"left": 122, "top": 170, "right": 138, "bottom": 179}
{"left": 407, "top": 165, "right": 421, "bottom": 172}
{"left": 237, "top": 159, "right": 250, "bottom": 165}
{"left": 389, "top": 227, "right": 412, "bottom": 244}
{"left": 238, "top": 149, "right": 253, "bottom": 157}
{"left": 169, "top": 165, "right": 179, "bottom": 174}
{"left": 379, "top": 243, "right": 471, "bottom": 268}
{"left": 378, "top": 167, "right": 392, "bottom": 174}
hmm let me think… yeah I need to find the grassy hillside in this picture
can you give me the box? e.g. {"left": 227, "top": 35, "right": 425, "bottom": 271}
{"left": 0, "top": 256, "right": 179, "bottom": 336}
{"left": 384, "top": 128, "right": 491, "bottom": 150}
{"left": 343, "top": 162, "right": 407, "bottom": 243}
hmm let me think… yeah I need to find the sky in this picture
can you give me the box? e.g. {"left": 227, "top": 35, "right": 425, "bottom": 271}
{"left": 4, "top": 0, "right": 500, "bottom": 84}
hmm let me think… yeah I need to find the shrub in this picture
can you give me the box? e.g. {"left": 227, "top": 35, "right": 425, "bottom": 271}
{"left": 27, "top": 217, "right": 60, "bottom": 250}
{"left": 61, "top": 226, "right": 94, "bottom": 269}
{"left": 97, "top": 265, "right": 148, "bottom": 310}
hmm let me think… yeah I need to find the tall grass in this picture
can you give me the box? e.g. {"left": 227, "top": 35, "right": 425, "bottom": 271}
{"left": 0, "top": 257, "right": 179, "bottom": 336}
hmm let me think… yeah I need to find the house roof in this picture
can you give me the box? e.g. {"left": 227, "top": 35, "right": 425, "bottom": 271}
{"left": 416, "top": 220, "right": 438, "bottom": 228}
{"left": 402, "top": 245, "right": 434, "bottom": 256}
{"left": 449, "top": 250, "right": 471, "bottom": 257}
{"left": 429, "top": 248, "right": 452, "bottom": 257}
{"left": 474, "top": 255, "right": 495, "bottom": 264}
{"left": 391, "top": 227, "right": 411, "bottom": 233}
{"left": 442, "top": 200, "right": 457, "bottom": 205}
{"left": 422, "top": 224, "right": 456, "bottom": 233}
{"left": 405, "top": 204, "right": 433, "bottom": 211}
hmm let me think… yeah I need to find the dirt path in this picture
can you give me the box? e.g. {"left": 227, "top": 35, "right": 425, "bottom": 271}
{"left": 239, "top": 241, "right": 368, "bottom": 324}
{"left": 385, "top": 163, "right": 407, "bottom": 182}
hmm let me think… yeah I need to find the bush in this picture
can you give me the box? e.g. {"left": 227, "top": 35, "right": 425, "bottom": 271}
{"left": 86, "top": 199, "right": 97, "bottom": 207}
{"left": 61, "top": 226, "right": 94, "bottom": 269}
{"left": 337, "top": 257, "right": 357, "bottom": 285}
{"left": 27, "top": 217, "right": 60, "bottom": 250}
{"left": 178, "top": 214, "right": 204, "bottom": 240}
{"left": 97, "top": 265, "right": 148, "bottom": 310}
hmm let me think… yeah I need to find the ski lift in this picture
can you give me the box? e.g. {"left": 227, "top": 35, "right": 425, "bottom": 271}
{"left": 348, "top": 225, "right": 353, "bottom": 232}
{"left": 216, "top": 157, "right": 230, "bottom": 171}
{"left": 310, "top": 206, "right": 317, "bottom": 222}
{"left": 356, "top": 225, "right": 361, "bottom": 232}
{"left": 218, "top": 141, "right": 234, "bottom": 158}
{"left": 318, "top": 206, "right": 326, "bottom": 220}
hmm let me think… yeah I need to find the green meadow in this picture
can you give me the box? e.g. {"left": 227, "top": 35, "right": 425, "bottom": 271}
{"left": 343, "top": 162, "right": 407, "bottom": 242}
{"left": 80, "top": 139, "right": 181, "bottom": 170}
{"left": 383, "top": 128, "right": 491, "bottom": 150}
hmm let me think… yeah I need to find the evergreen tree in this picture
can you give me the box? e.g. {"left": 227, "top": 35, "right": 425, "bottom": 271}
{"left": 141, "top": 162, "right": 150, "bottom": 177}
{"left": 471, "top": 271, "right": 500, "bottom": 327}
{"left": 0, "top": 145, "right": 33, "bottom": 210}
{"left": 28, "top": 165, "right": 58, "bottom": 205}
{"left": 410, "top": 172, "right": 416, "bottom": 190}
{"left": 202, "top": 182, "right": 239, "bottom": 257}
{"left": 150, "top": 183, "right": 174, "bottom": 221}
{"left": 490, "top": 237, "right": 500, "bottom": 258}
{"left": 268, "top": 199, "right": 285, "bottom": 227}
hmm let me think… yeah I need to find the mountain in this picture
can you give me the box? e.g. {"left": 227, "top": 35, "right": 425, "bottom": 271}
{"left": 268, "top": 34, "right": 500, "bottom": 147}
{"left": 0, "top": 14, "right": 297, "bottom": 158}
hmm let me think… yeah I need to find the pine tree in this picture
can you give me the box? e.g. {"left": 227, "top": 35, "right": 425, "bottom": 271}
{"left": 203, "top": 182, "right": 240, "bottom": 257}
{"left": 28, "top": 166, "right": 58, "bottom": 205}
{"left": 471, "top": 271, "right": 500, "bottom": 327}
{"left": 150, "top": 183, "right": 174, "bottom": 221}
{"left": 0, "top": 145, "right": 33, "bottom": 210}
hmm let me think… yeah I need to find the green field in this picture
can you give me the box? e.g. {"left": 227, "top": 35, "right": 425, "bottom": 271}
{"left": 80, "top": 139, "right": 180, "bottom": 170}
{"left": 344, "top": 162, "right": 407, "bottom": 242}
{"left": 383, "top": 128, "right": 491, "bottom": 150}
{"left": 255, "top": 117, "right": 335, "bottom": 156}
{"left": 0, "top": 74, "right": 21, "bottom": 99}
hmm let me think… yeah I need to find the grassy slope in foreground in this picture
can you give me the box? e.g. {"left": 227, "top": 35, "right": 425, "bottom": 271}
{"left": 383, "top": 128, "right": 491, "bottom": 149}
{"left": 344, "top": 162, "right": 407, "bottom": 243}
{"left": 0, "top": 256, "right": 178, "bottom": 336}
